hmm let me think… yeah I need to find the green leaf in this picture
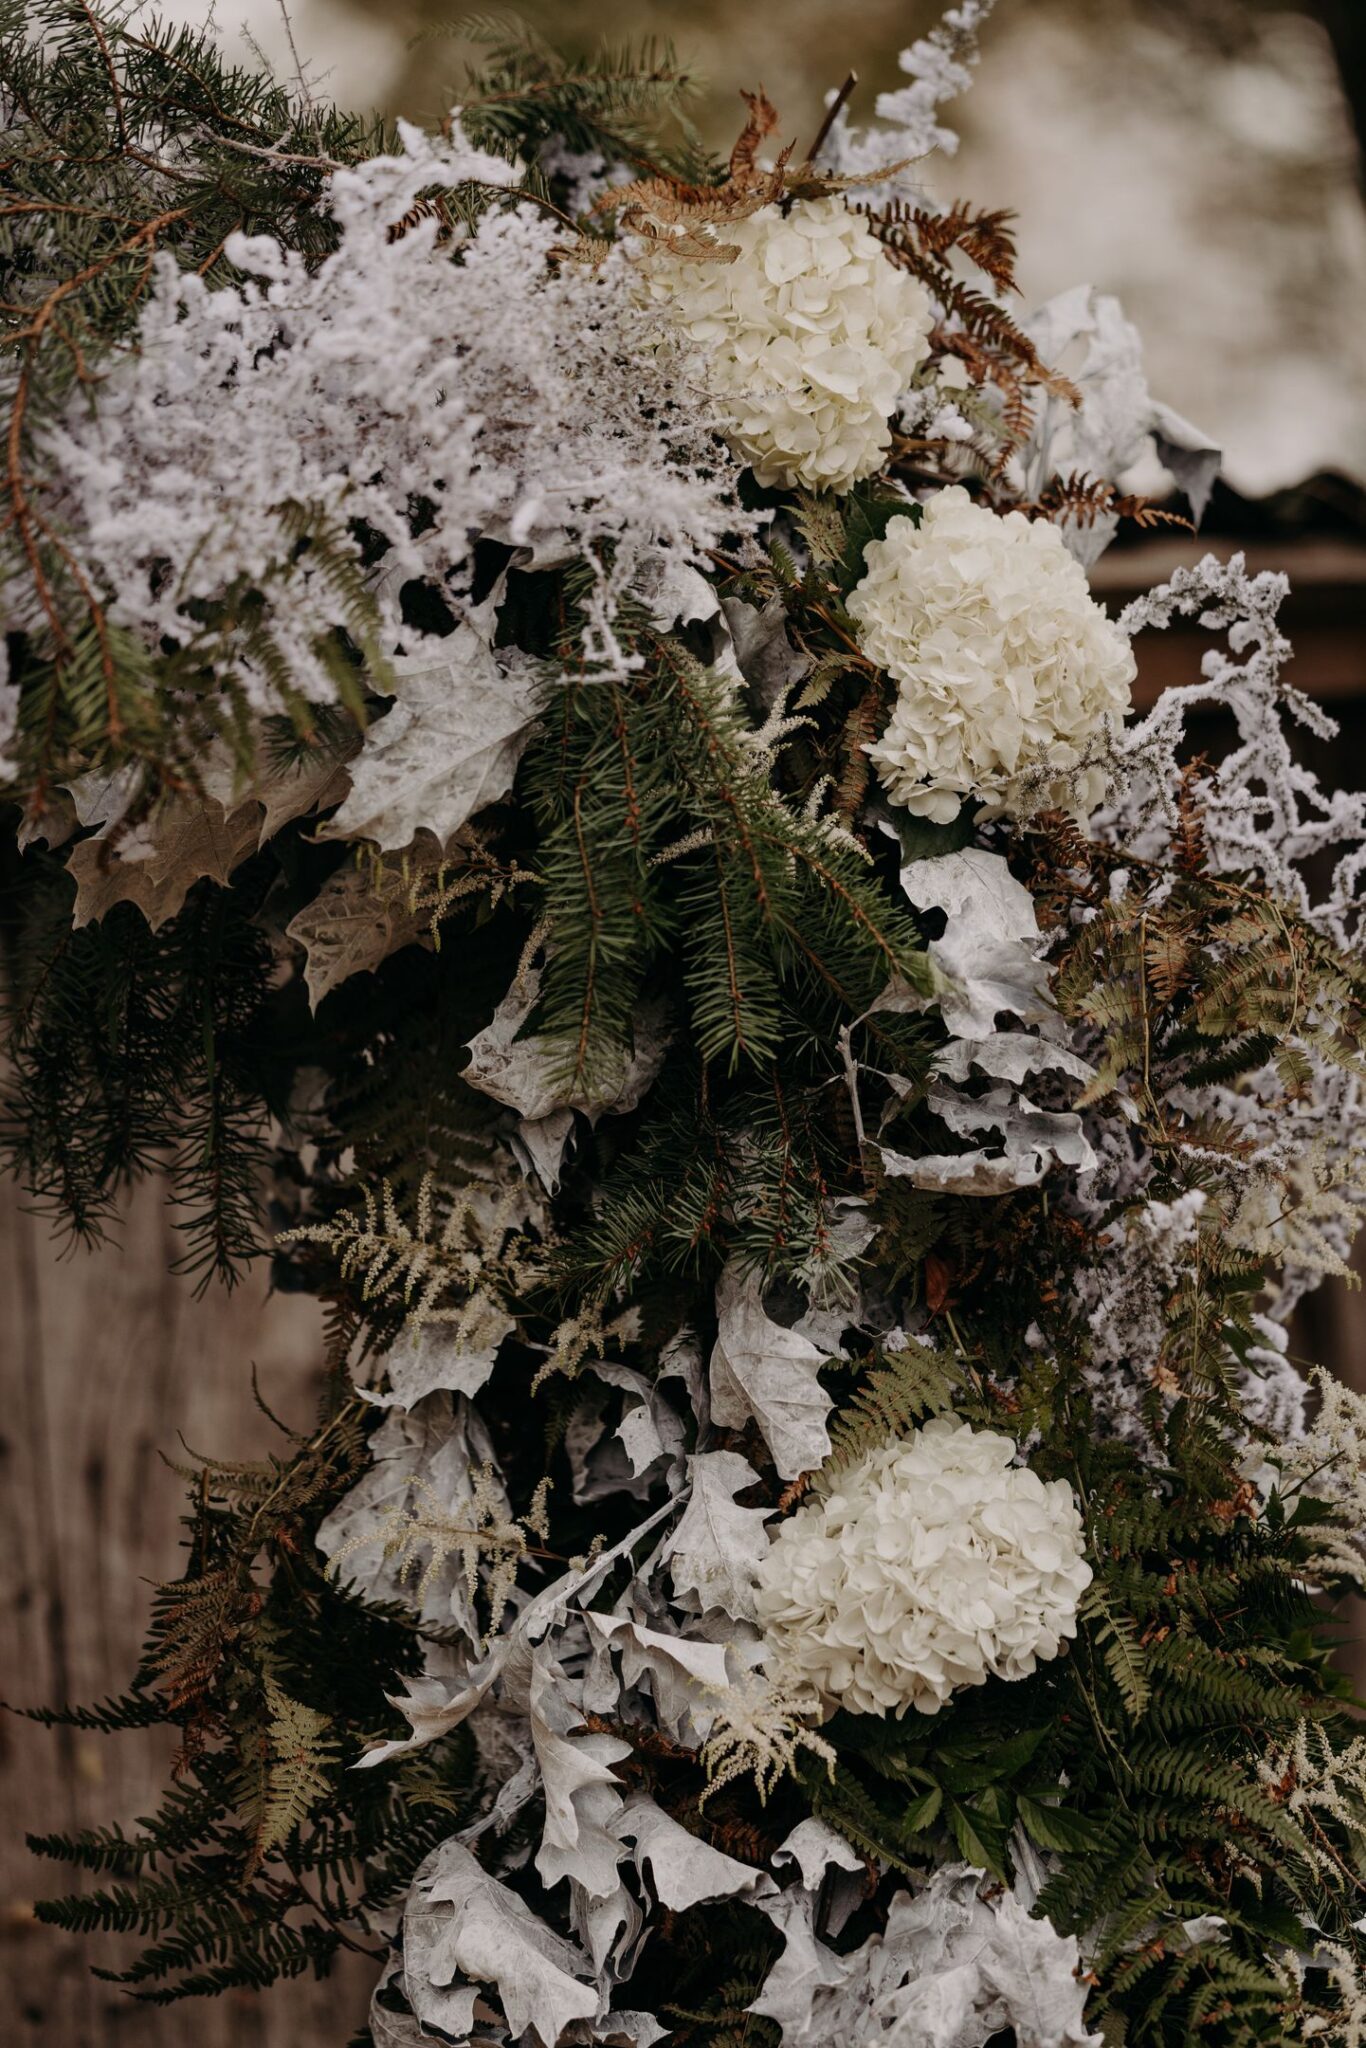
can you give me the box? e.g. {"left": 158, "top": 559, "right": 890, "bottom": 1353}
{"left": 838, "top": 488, "right": 919, "bottom": 590}
{"left": 1016, "top": 1794, "right": 1103, "bottom": 1854}
{"left": 884, "top": 804, "right": 979, "bottom": 866}
{"left": 946, "top": 1796, "right": 1009, "bottom": 1880}
{"left": 946, "top": 1722, "right": 1048, "bottom": 1788}
{"left": 901, "top": 1785, "right": 943, "bottom": 1832}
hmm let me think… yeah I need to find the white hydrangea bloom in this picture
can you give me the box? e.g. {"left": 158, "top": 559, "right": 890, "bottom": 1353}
{"left": 850, "top": 487, "right": 1136, "bottom": 821}
{"left": 754, "top": 1418, "right": 1092, "bottom": 1717}
{"left": 639, "top": 196, "right": 934, "bottom": 494}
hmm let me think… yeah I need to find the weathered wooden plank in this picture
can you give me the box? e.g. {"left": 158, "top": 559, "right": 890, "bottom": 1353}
{"left": 0, "top": 1174, "right": 371, "bottom": 2047}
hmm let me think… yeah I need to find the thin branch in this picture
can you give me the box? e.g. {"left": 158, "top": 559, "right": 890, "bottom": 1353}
{"left": 807, "top": 71, "right": 858, "bottom": 164}
{"left": 76, "top": 0, "right": 128, "bottom": 150}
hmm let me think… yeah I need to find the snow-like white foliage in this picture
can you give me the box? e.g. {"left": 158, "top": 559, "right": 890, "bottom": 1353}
{"left": 1061, "top": 1183, "right": 1211, "bottom": 1449}
{"left": 817, "top": 3, "right": 998, "bottom": 196}
{"left": 753, "top": 1862, "right": 1100, "bottom": 2047}
{"left": 851, "top": 490, "right": 1135, "bottom": 821}
{"left": 1109, "top": 553, "right": 1366, "bottom": 945}
{"left": 638, "top": 197, "right": 934, "bottom": 494}
{"left": 32, "top": 121, "right": 744, "bottom": 711}
{"left": 753, "top": 1418, "right": 1092, "bottom": 1717}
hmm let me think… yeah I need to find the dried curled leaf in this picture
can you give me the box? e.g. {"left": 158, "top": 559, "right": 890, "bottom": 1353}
{"left": 65, "top": 739, "right": 350, "bottom": 930}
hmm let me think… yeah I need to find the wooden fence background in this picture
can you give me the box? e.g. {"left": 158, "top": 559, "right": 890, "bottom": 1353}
{"left": 2, "top": 534, "right": 1364, "bottom": 2045}
{"left": 0, "top": 1178, "right": 374, "bottom": 2045}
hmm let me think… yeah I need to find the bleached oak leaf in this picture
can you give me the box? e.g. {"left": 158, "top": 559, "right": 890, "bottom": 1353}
{"left": 898, "top": 846, "right": 1039, "bottom": 948}
{"left": 65, "top": 738, "right": 349, "bottom": 930}
{"left": 511, "top": 1107, "right": 577, "bottom": 1193}
{"left": 286, "top": 859, "right": 435, "bottom": 1009}
{"left": 571, "top": 1875, "right": 643, "bottom": 1985}
{"left": 592, "top": 2015, "right": 668, "bottom": 2047}
{"left": 464, "top": 963, "right": 669, "bottom": 1122}
{"left": 771, "top": 1817, "right": 866, "bottom": 1938}
{"left": 978, "top": 1891, "right": 1101, "bottom": 2048}
{"left": 315, "top": 1394, "right": 502, "bottom": 1639}
{"left": 638, "top": 554, "right": 720, "bottom": 630}
{"left": 321, "top": 627, "right": 540, "bottom": 852}
{"left": 663, "top": 1449, "right": 771, "bottom": 1621}
{"left": 720, "top": 594, "right": 813, "bottom": 711}
{"left": 367, "top": 1956, "right": 435, "bottom": 2048}
{"left": 530, "top": 1647, "right": 632, "bottom": 1901}
{"left": 359, "top": 1495, "right": 683, "bottom": 1765}
{"left": 881, "top": 1075, "right": 1096, "bottom": 1193}
{"left": 894, "top": 846, "right": 1056, "bottom": 1039}
{"left": 932, "top": 1034, "right": 1095, "bottom": 1090}
{"left": 564, "top": 1364, "right": 685, "bottom": 1508}
{"left": 920, "top": 1082, "right": 1096, "bottom": 1186}
{"left": 1149, "top": 400, "right": 1222, "bottom": 526}
{"left": 709, "top": 1262, "right": 833, "bottom": 1480}
{"left": 1023, "top": 284, "right": 1219, "bottom": 561}
{"left": 583, "top": 1612, "right": 732, "bottom": 1744}
{"left": 752, "top": 1866, "right": 1100, "bottom": 2048}
{"left": 770, "top": 1817, "right": 862, "bottom": 1892}
{"left": 881, "top": 1146, "right": 1048, "bottom": 1196}
{"left": 598, "top": 1362, "right": 687, "bottom": 1481}
{"left": 360, "top": 1318, "right": 512, "bottom": 1412}
{"left": 614, "top": 1791, "right": 774, "bottom": 1911}
{"left": 404, "top": 1837, "right": 597, "bottom": 2048}
{"left": 750, "top": 1884, "right": 852, "bottom": 2041}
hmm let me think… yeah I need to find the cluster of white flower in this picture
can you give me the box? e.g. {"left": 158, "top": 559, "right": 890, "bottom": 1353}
{"left": 851, "top": 488, "right": 1136, "bottom": 821}
{"left": 753, "top": 1419, "right": 1092, "bottom": 1717}
{"left": 33, "top": 122, "right": 743, "bottom": 713}
{"left": 639, "top": 196, "right": 935, "bottom": 495}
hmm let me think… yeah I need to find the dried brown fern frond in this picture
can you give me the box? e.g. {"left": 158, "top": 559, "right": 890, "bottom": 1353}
{"left": 729, "top": 86, "right": 781, "bottom": 183}
{"left": 922, "top": 326, "right": 1040, "bottom": 477}
{"left": 1024, "top": 470, "right": 1195, "bottom": 535}
{"left": 151, "top": 1564, "right": 253, "bottom": 1716}
{"left": 862, "top": 207, "right": 1080, "bottom": 422}
{"left": 550, "top": 232, "right": 614, "bottom": 269}
{"left": 834, "top": 682, "right": 887, "bottom": 823}
{"left": 596, "top": 89, "right": 791, "bottom": 254}
{"left": 385, "top": 194, "right": 455, "bottom": 245}
{"left": 1172, "top": 758, "right": 1210, "bottom": 879}
{"left": 890, "top": 198, "right": 1020, "bottom": 294}
{"left": 602, "top": 89, "right": 918, "bottom": 261}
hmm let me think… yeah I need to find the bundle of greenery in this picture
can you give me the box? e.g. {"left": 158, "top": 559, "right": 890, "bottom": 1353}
{"left": 5, "top": 3, "right": 1366, "bottom": 2043}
